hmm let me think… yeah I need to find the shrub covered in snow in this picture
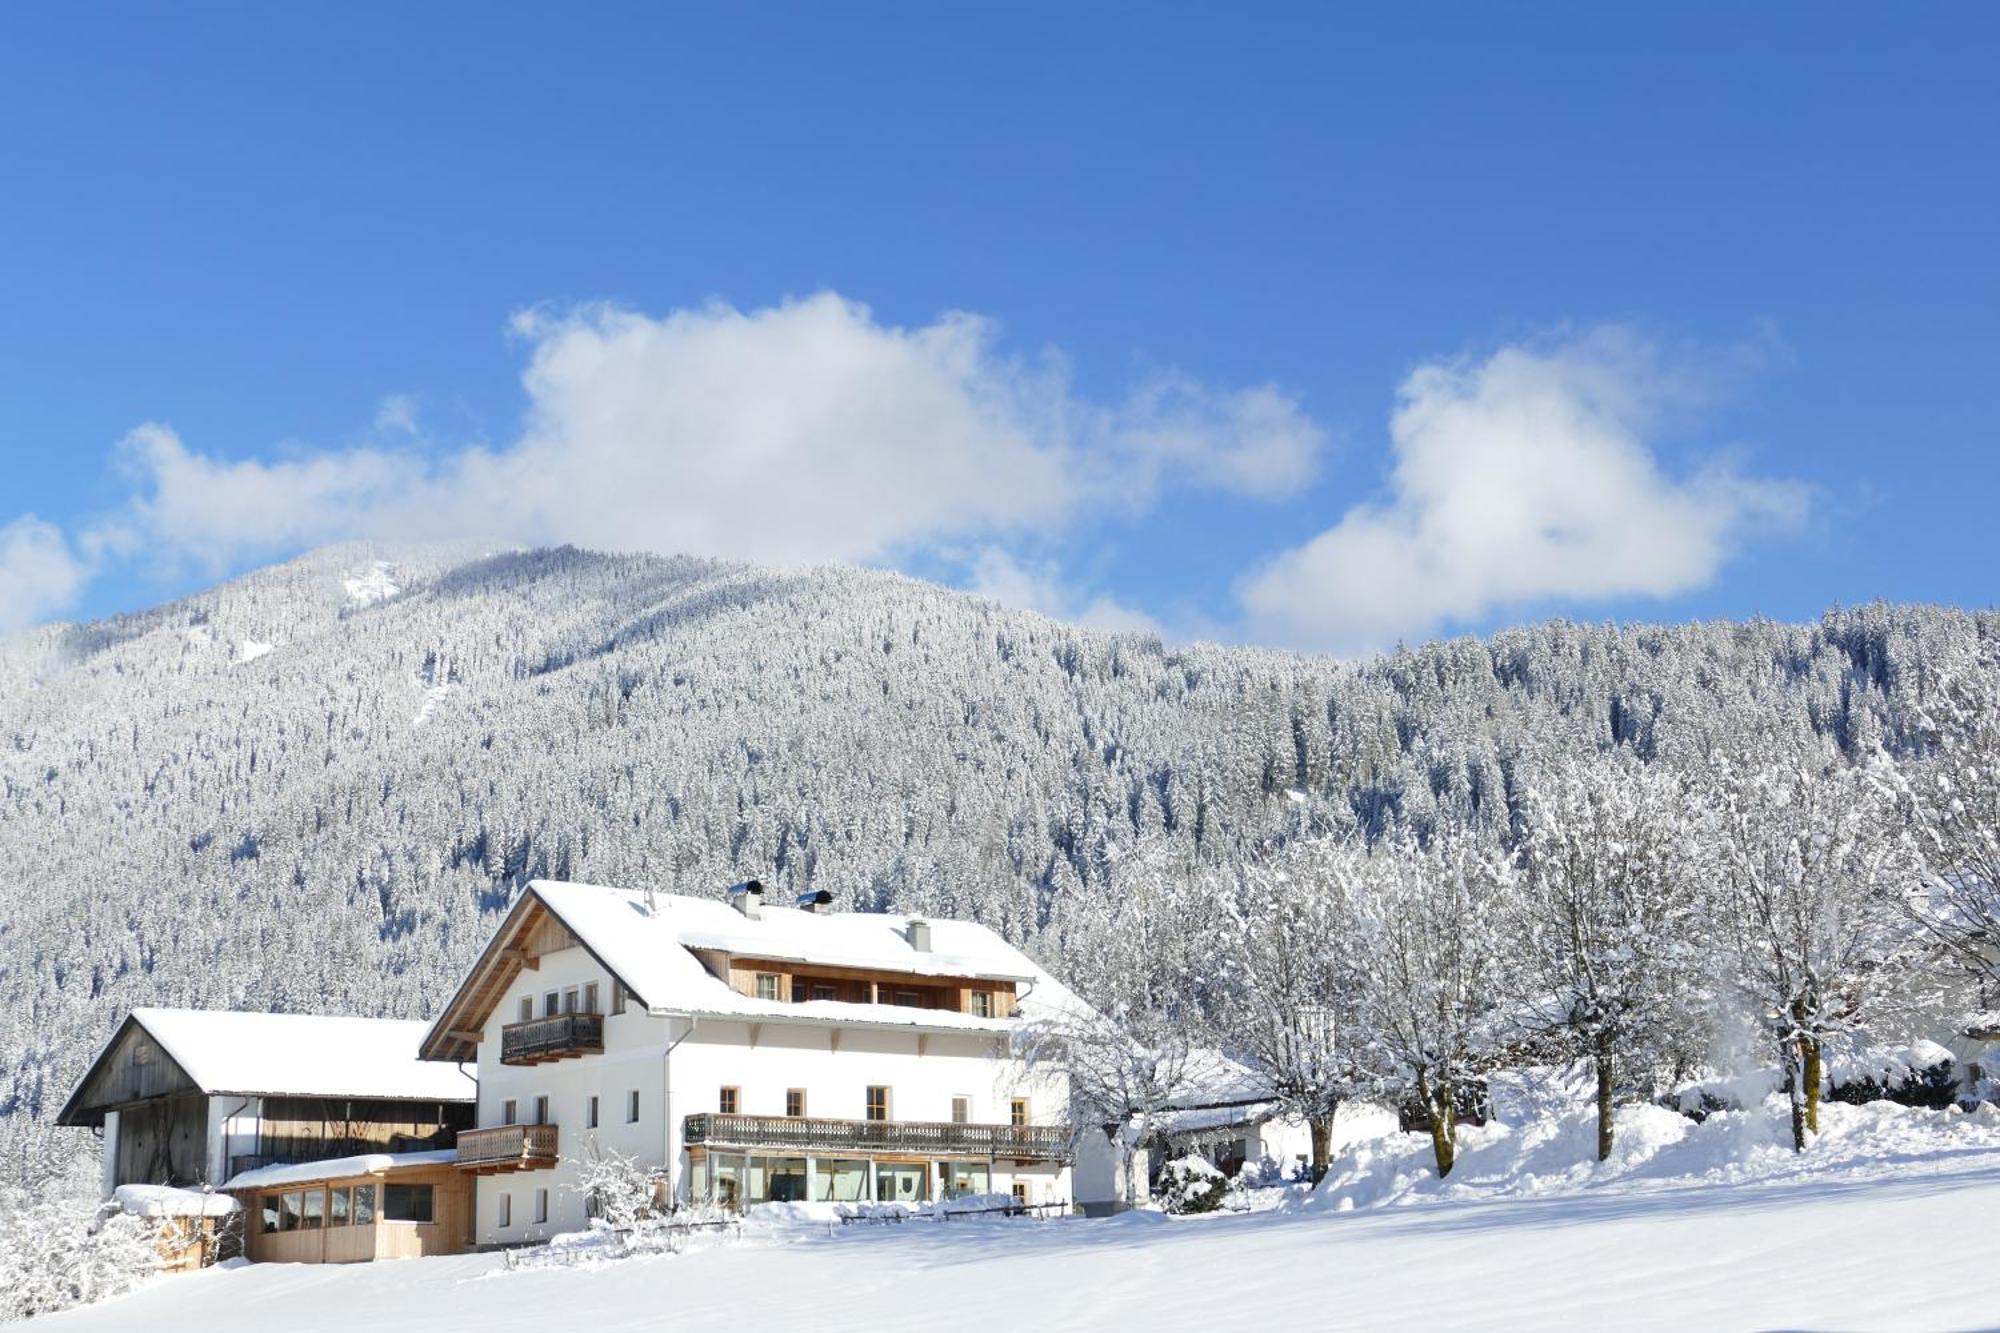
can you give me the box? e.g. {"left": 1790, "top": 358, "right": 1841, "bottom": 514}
{"left": 1157, "top": 1156, "right": 1228, "bottom": 1215}
{"left": 0, "top": 1185, "right": 160, "bottom": 1323}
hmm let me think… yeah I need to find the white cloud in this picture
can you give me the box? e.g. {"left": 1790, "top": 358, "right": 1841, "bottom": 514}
{"left": 1239, "top": 327, "right": 1810, "bottom": 655}
{"left": 103, "top": 293, "right": 1324, "bottom": 580}
{"left": 966, "top": 547, "right": 1162, "bottom": 635}
{"left": 0, "top": 516, "right": 92, "bottom": 633}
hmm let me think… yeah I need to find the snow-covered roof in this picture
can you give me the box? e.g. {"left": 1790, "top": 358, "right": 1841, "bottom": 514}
{"left": 111, "top": 1183, "right": 241, "bottom": 1218}
{"left": 1165, "top": 1049, "right": 1281, "bottom": 1110}
{"left": 128, "top": 1008, "right": 477, "bottom": 1101}
{"left": 224, "top": 1149, "right": 458, "bottom": 1192}
{"left": 423, "top": 880, "right": 1091, "bottom": 1060}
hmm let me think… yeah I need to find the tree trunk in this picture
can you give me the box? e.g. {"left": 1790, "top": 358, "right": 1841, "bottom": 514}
{"left": 1594, "top": 1032, "right": 1616, "bottom": 1163}
{"left": 1800, "top": 1033, "right": 1822, "bottom": 1137}
{"left": 1781, "top": 1039, "right": 1807, "bottom": 1152}
{"left": 1417, "top": 1070, "right": 1456, "bottom": 1178}
{"left": 1308, "top": 1112, "right": 1334, "bottom": 1183}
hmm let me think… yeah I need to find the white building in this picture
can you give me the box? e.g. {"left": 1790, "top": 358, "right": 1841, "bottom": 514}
{"left": 419, "top": 879, "right": 1103, "bottom": 1244}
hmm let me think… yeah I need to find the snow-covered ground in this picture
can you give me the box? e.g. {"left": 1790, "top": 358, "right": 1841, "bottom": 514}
{"left": 43, "top": 1099, "right": 2000, "bottom": 1331}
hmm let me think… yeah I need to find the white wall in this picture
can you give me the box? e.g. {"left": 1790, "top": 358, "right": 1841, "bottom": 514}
{"left": 474, "top": 943, "right": 671, "bottom": 1245}
{"left": 98, "top": 1110, "right": 118, "bottom": 1199}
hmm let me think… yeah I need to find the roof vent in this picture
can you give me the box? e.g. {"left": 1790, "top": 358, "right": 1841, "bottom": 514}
{"left": 795, "top": 889, "right": 834, "bottom": 914}
{"left": 726, "top": 879, "right": 765, "bottom": 919}
{"left": 905, "top": 918, "right": 932, "bottom": 952}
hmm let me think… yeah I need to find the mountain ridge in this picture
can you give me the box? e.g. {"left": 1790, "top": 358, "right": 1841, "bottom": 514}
{"left": 2, "top": 541, "right": 1992, "bottom": 1135}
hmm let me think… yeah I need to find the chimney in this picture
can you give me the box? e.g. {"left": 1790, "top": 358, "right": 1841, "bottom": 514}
{"left": 725, "top": 879, "right": 765, "bottom": 919}
{"left": 905, "top": 918, "right": 932, "bottom": 952}
{"left": 795, "top": 889, "right": 834, "bottom": 914}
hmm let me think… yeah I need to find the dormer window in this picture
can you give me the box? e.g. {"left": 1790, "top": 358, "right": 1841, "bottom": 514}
{"left": 969, "top": 991, "right": 994, "bottom": 1018}
{"left": 754, "top": 973, "right": 781, "bottom": 1001}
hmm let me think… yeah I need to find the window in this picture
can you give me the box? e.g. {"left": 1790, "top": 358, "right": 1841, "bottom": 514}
{"left": 786, "top": 1089, "right": 806, "bottom": 1118}
{"left": 611, "top": 982, "right": 626, "bottom": 1016}
{"left": 866, "top": 1086, "right": 890, "bottom": 1122}
{"left": 893, "top": 991, "right": 921, "bottom": 1007}
{"left": 260, "top": 1195, "right": 282, "bottom": 1232}
{"left": 563, "top": 987, "right": 579, "bottom": 1014}
{"left": 627, "top": 1089, "right": 641, "bottom": 1123}
{"left": 791, "top": 979, "right": 807, "bottom": 1003}
{"left": 533, "top": 1095, "right": 550, "bottom": 1125}
{"left": 501, "top": 1098, "right": 517, "bottom": 1125}
{"left": 587, "top": 1094, "right": 600, "bottom": 1129}
{"left": 300, "top": 1188, "right": 324, "bottom": 1230}
{"left": 811, "top": 984, "right": 837, "bottom": 1003}
{"left": 811, "top": 1158, "right": 870, "bottom": 1202}
{"left": 497, "top": 1193, "right": 512, "bottom": 1228}
{"left": 1012, "top": 1181, "right": 1030, "bottom": 1206}
{"left": 969, "top": 990, "right": 994, "bottom": 1018}
{"left": 718, "top": 1086, "right": 739, "bottom": 1114}
{"left": 874, "top": 1161, "right": 927, "bottom": 1202}
{"left": 583, "top": 982, "right": 599, "bottom": 1014}
{"left": 1011, "top": 1098, "right": 1030, "bottom": 1128}
{"left": 544, "top": 990, "right": 560, "bottom": 1018}
{"left": 383, "top": 1184, "right": 435, "bottom": 1224}
{"left": 351, "top": 1184, "right": 376, "bottom": 1226}
{"left": 754, "top": 973, "right": 780, "bottom": 1001}
{"left": 951, "top": 1096, "right": 970, "bottom": 1124}
{"left": 329, "top": 1187, "right": 350, "bottom": 1227}
{"left": 517, "top": 996, "right": 533, "bottom": 1023}
{"left": 533, "top": 1188, "right": 549, "bottom": 1225}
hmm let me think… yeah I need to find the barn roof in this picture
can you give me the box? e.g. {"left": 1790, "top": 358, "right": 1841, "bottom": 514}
{"left": 58, "top": 1008, "right": 475, "bottom": 1125}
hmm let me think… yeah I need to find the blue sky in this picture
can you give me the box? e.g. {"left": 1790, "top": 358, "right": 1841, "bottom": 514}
{"left": 1, "top": 4, "right": 1994, "bottom": 652}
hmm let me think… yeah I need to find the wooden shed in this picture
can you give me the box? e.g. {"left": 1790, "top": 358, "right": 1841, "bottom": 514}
{"left": 229, "top": 1151, "right": 474, "bottom": 1263}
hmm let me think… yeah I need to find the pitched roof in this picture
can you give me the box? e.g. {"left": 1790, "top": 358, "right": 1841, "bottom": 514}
{"left": 110, "top": 1008, "right": 475, "bottom": 1103}
{"left": 420, "top": 879, "right": 1088, "bottom": 1061}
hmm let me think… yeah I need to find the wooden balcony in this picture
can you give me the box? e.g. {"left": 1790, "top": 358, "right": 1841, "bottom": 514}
{"left": 456, "top": 1123, "right": 558, "bottom": 1174}
{"left": 683, "top": 1113, "right": 1070, "bottom": 1162}
{"left": 500, "top": 1013, "right": 604, "bottom": 1066}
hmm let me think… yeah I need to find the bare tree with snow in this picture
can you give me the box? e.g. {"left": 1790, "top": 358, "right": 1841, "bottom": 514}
{"left": 1507, "top": 753, "right": 1712, "bottom": 1160}
{"left": 1707, "top": 754, "right": 1923, "bottom": 1151}
{"left": 1345, "top": 830, "right": 1506, "bottom": 1179}
{"left": 1214, "top": 839, "right": 1366, "bottom": 1180}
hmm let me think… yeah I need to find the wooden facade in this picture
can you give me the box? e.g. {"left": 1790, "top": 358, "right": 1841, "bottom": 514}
{"left": 236, "top": 1161, "right": 473, "bottom": 1264}
{"left": 715, "top": 955, "right": 1019, "bottom": 1017}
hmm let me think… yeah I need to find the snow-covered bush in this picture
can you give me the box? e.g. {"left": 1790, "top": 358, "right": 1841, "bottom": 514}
{"left": 569, "top": 1145, "right": 667, "bottom": 1229}
{"left": 0, "top": 1187, "right": 159, "bottom": 1323}
{"left": 1157, "top": 1156, "right": 1227, "bottom": 1214}
{"left": 1826, "top": 1041, "right": 1958, "bottom": 1110}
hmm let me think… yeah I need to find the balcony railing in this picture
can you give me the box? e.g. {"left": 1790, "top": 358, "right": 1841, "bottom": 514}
{"left": 683, "top": 1113, "right": 1070, "bottom": 1162}
{"left": 456, "top": 1123, "right": 559, "bottom": 1172}
{"left": 500, "top": 1012, "right": 604, "bottom": 1066}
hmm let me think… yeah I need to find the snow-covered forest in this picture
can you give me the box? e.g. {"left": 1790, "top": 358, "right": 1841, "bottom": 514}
{"left": 2, "top": 542, "right": 1996, "bottom": 1184}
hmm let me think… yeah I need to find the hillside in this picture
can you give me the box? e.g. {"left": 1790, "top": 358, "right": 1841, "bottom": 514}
{"left": 1, "top": 542, "right": 1993, "bottom": 1138}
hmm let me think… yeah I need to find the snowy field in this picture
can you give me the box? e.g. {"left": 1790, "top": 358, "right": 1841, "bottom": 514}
{"left": 43, "top": 1099, "right": 2000, "bottom": 1332}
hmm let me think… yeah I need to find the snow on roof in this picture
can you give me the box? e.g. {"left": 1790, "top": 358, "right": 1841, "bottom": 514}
{"left": 132, "top": 1008, "right": 476, "bottom": 1101}
{"left": 112, "top": 1183, "right": 241, "bottom": 1218}
{"left": 1164, "top": 1049, "right": 1280, "bottom": 1110}
{"left": 224, "top": 1149, "right": 457, "bottom": 1193}
{"left": 526, "top": 880, "right": 1089, "bottom": 1031}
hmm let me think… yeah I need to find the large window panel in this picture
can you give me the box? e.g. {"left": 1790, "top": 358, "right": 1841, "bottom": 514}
{"left": 811, "top": 1158, "right": 870, "bottom": 1202}
{"left": 383, "top": 1183, "right": 435, "bottom": 1224}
